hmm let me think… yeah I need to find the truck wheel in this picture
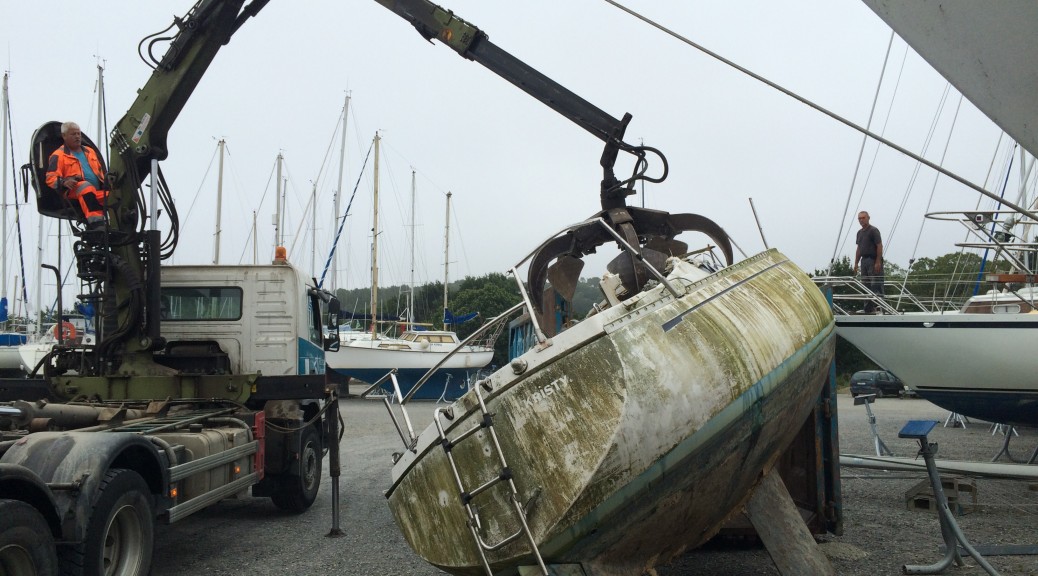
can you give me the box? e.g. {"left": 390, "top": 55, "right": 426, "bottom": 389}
{"left": 270, "top": 424, "right": 322, "bottom": 513}
{"left": 0, "top": 499, "right": 58, "bottom": 576}
{"left": 60, "top": 469, "right": 154, "bottom": 576}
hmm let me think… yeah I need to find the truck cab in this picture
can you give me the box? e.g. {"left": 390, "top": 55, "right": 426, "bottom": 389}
{"left": 157, "top": 262, "right": 329, "bottom": 377}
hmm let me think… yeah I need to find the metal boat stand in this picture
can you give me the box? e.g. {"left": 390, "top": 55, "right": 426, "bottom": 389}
{"left": 854, "top": 394, "right": 892, "bottom": 456}
{"left": 899, "top": 420, "right": 1001, "bottom": 576}
{"left": 943, "top": 412, "right": 969, "bottom": 428}
{"left": 990, "top": 424, "right": 1038, "bottom": 465}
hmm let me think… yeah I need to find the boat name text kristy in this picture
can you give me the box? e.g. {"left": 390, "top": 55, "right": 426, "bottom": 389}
{"left": 530, "top": 375, "right": 570, "bottom": 405}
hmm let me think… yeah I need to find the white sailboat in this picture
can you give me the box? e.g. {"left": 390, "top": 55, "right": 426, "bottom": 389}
{"left": 326, "top": 135, "right": 493, "bottom": 400}
{"left": 825, "top": 3, "right": 1038, "bottom": 429}
{"left": 830, "top": 208, "right": 1038, "bottom": 428}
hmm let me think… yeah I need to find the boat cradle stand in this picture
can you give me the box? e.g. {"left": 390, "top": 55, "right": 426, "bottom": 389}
{"left": 855, "top": 394, "right": 893, "bottom": 457}
{"left": 898, "top": 420, "right": 1001, "bottom": 576}
{"left": 989, "top": 424, "right": 1038, "bottom": 465}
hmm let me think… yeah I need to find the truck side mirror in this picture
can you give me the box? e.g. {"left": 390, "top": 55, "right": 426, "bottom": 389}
{"left": 324, "top": 297, "right": 341, "bottom": 352}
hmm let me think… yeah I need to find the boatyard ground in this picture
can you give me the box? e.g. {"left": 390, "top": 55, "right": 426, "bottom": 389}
{"left": 150, "top": 387, "right": 1038, "bottom": 575}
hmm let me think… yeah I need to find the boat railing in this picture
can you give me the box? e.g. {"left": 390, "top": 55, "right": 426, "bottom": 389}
{"left": 812, "top": 276, "right": 930, "bottom": 315}
{"left": 927, "top": 210, "right": 1038, "bottom": 273}
{"left": 360, "top": 302, "right": 528, "bottom": 454}
{"left": 365, "top": 216, "right": 682, "bottom": 454}
{"left": 358, "top": 369, "right": 421, "bottom": 452}
{"left": 404, "top": 215, "right": 679, "bottom": 405}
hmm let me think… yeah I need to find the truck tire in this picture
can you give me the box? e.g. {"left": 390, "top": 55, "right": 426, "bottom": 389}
{"left": 60, "top": 469, "right": 154, "bottom": 576}
{"left": 0, "top": 499, "right": 58, "bottom": 576}
{"left": 270, "top": 424, "right": 322, "bottom": 513}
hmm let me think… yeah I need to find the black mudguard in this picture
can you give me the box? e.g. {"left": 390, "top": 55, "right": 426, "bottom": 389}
{"left": 0, "top": 432, "right": 167, "bottom": 542}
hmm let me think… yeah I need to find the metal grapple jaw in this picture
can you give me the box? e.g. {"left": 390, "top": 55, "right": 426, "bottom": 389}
{"left": 527, "top": 205, "right": 734, "bottom": 312}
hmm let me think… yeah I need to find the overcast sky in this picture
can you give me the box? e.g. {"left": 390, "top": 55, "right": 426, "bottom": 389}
{"left": 2, "top": 0, "right": 1024, "bottom": 317}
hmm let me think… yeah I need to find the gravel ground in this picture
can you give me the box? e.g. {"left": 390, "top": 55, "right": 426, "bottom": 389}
{"left": 150, "top": 387, "right": 1038, "bottom": 575}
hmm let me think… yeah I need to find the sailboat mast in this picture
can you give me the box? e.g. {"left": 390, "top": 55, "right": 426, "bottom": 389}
{"left": 213, "top": 138, "right": 225, "bottom": 264}
{"left": 370, "top": 132, "right": 380, "bottom": 338}
{"left": 443, "top": 191, "right": 451, "bottom": 329}
{"left": 2, "top": 73, "right": 9, "bottom": 319}
{"left": 310, "top": 180, "right": 317, "bottom": 276}
{"left": 332, "top": 93, "right": 350, "bottom": 292}
{"left": 274, "top": 152, "right": 283, "bottom": 249}
{"left": 409, "top": 170, "right": 416, "bottom": 331}
{"left": 96, "top": 64, "right": 104, "bottom": 148}
{"left": 252, "top": 210, "right": 258, "bottom": 265}
{"left": 34, "top": 209, "right": 42, "bottom": 333}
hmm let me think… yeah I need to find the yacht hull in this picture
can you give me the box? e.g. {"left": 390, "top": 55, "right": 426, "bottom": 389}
{"left": 327, "top": 344, "right": 493, "bottom": 400}
{"left": 385, "top": 250, "right": 834, "bottom": 575}
{"left": 836, "top": 313, "right": 1038, "bottom": 427}
{"left": 0, "top": 344, "right": 25, "bottom": 375}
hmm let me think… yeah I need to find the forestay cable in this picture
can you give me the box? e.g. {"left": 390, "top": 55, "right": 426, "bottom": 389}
{"left": 600, "top": 0, "right": 1038, "bottom": 224}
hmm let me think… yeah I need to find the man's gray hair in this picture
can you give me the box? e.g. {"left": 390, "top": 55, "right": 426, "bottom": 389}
{"left": 60, "top": 121, "right": 80, "bottom": 135}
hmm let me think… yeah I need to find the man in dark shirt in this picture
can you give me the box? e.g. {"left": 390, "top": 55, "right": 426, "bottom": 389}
{"left": 853, "top": 211, "right": 884, "bottom": 313}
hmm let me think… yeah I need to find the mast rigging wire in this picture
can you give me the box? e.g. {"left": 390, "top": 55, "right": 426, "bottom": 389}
{"left": 318, "top": 138, "right": 375, "bottom": 288}
{"left": 600, "top": 0, "right": 1038, "bottom": 224}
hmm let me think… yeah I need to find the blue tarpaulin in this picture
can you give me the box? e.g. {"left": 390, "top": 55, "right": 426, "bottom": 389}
{"left": 0, "top": 333, "right": 26, "bottom": 346}
{"left": 443, "top": 308, "right": 478, "bottom": 326}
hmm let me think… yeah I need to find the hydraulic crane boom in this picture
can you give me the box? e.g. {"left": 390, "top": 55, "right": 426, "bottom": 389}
{"left": 27, "top": 0, "right": 272, "bottom": 392}
{"left": 373, "top": 0, "right": 733, "bottom": 309}
{"left": 373, "top": 0, "right": 635, "bottom": 206}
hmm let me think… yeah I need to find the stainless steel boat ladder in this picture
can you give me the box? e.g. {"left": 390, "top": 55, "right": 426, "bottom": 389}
{"left": 433, "top": 382, "right": 548, "bottom": 576}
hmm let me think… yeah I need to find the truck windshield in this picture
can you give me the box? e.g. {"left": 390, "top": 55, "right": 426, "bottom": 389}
{"left": 161, "top": 287, "right": 243, "bottom": 321}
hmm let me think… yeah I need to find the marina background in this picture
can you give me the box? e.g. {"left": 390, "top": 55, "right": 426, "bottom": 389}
{"left": 1, "top": 0, "right": 1014, "bottom": 320}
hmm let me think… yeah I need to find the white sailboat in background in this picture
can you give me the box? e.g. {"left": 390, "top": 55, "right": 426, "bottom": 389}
{"left": 326, "top": 134, "right": 493, "bottom": 400}
{"left": 825, "top": 3, "right": 1038, "bottom": 428}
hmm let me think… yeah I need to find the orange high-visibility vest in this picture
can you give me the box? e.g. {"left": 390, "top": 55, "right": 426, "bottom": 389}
{"left": 46, "top": 145, "right": 105, "bottom": 191}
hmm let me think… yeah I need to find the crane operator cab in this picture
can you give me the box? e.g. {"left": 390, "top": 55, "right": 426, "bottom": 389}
{"left": 26, "top": 120, "right": 109, "bottom": 225}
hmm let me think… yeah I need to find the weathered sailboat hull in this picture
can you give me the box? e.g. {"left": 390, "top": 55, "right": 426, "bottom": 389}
{"left": 385, "top": 250, "right": 834, "bottom": 575}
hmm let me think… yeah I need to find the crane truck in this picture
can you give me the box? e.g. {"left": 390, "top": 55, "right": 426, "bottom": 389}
{"left": 0, "top": 0, "right": 842, "bottom": 574}
{"left": 0, "top": 2, "right": 342, "bottom": 575}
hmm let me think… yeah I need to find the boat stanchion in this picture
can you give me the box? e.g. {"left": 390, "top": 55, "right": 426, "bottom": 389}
{"left": 899, "top": 420, "right": 1001, "bottom": 576}
{"left": 854, "top": 394, "right": 892, "bottom": 457}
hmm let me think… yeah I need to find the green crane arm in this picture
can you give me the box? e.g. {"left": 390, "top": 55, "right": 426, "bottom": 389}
{"left": 371, "top": 0, "right": 636, "bottom": 205}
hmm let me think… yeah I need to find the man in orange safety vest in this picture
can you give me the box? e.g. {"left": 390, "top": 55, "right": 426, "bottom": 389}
{"left": 46, "top": 121, "right": 108, "bottom": 229}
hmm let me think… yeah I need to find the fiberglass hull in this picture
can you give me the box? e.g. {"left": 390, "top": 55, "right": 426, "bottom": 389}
{"left": 836, "top": 313, "right": 1038, "bottom": 428}
{"left": 385, "top": 249, "right": 835, "bottom": 575}
{"left": 327, "top": 342, "right": 493, "bottom": 400}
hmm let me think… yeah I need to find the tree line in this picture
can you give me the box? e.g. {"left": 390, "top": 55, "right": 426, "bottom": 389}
{"left": 339, "top": 248, "right": 1012, "bottom": 377}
